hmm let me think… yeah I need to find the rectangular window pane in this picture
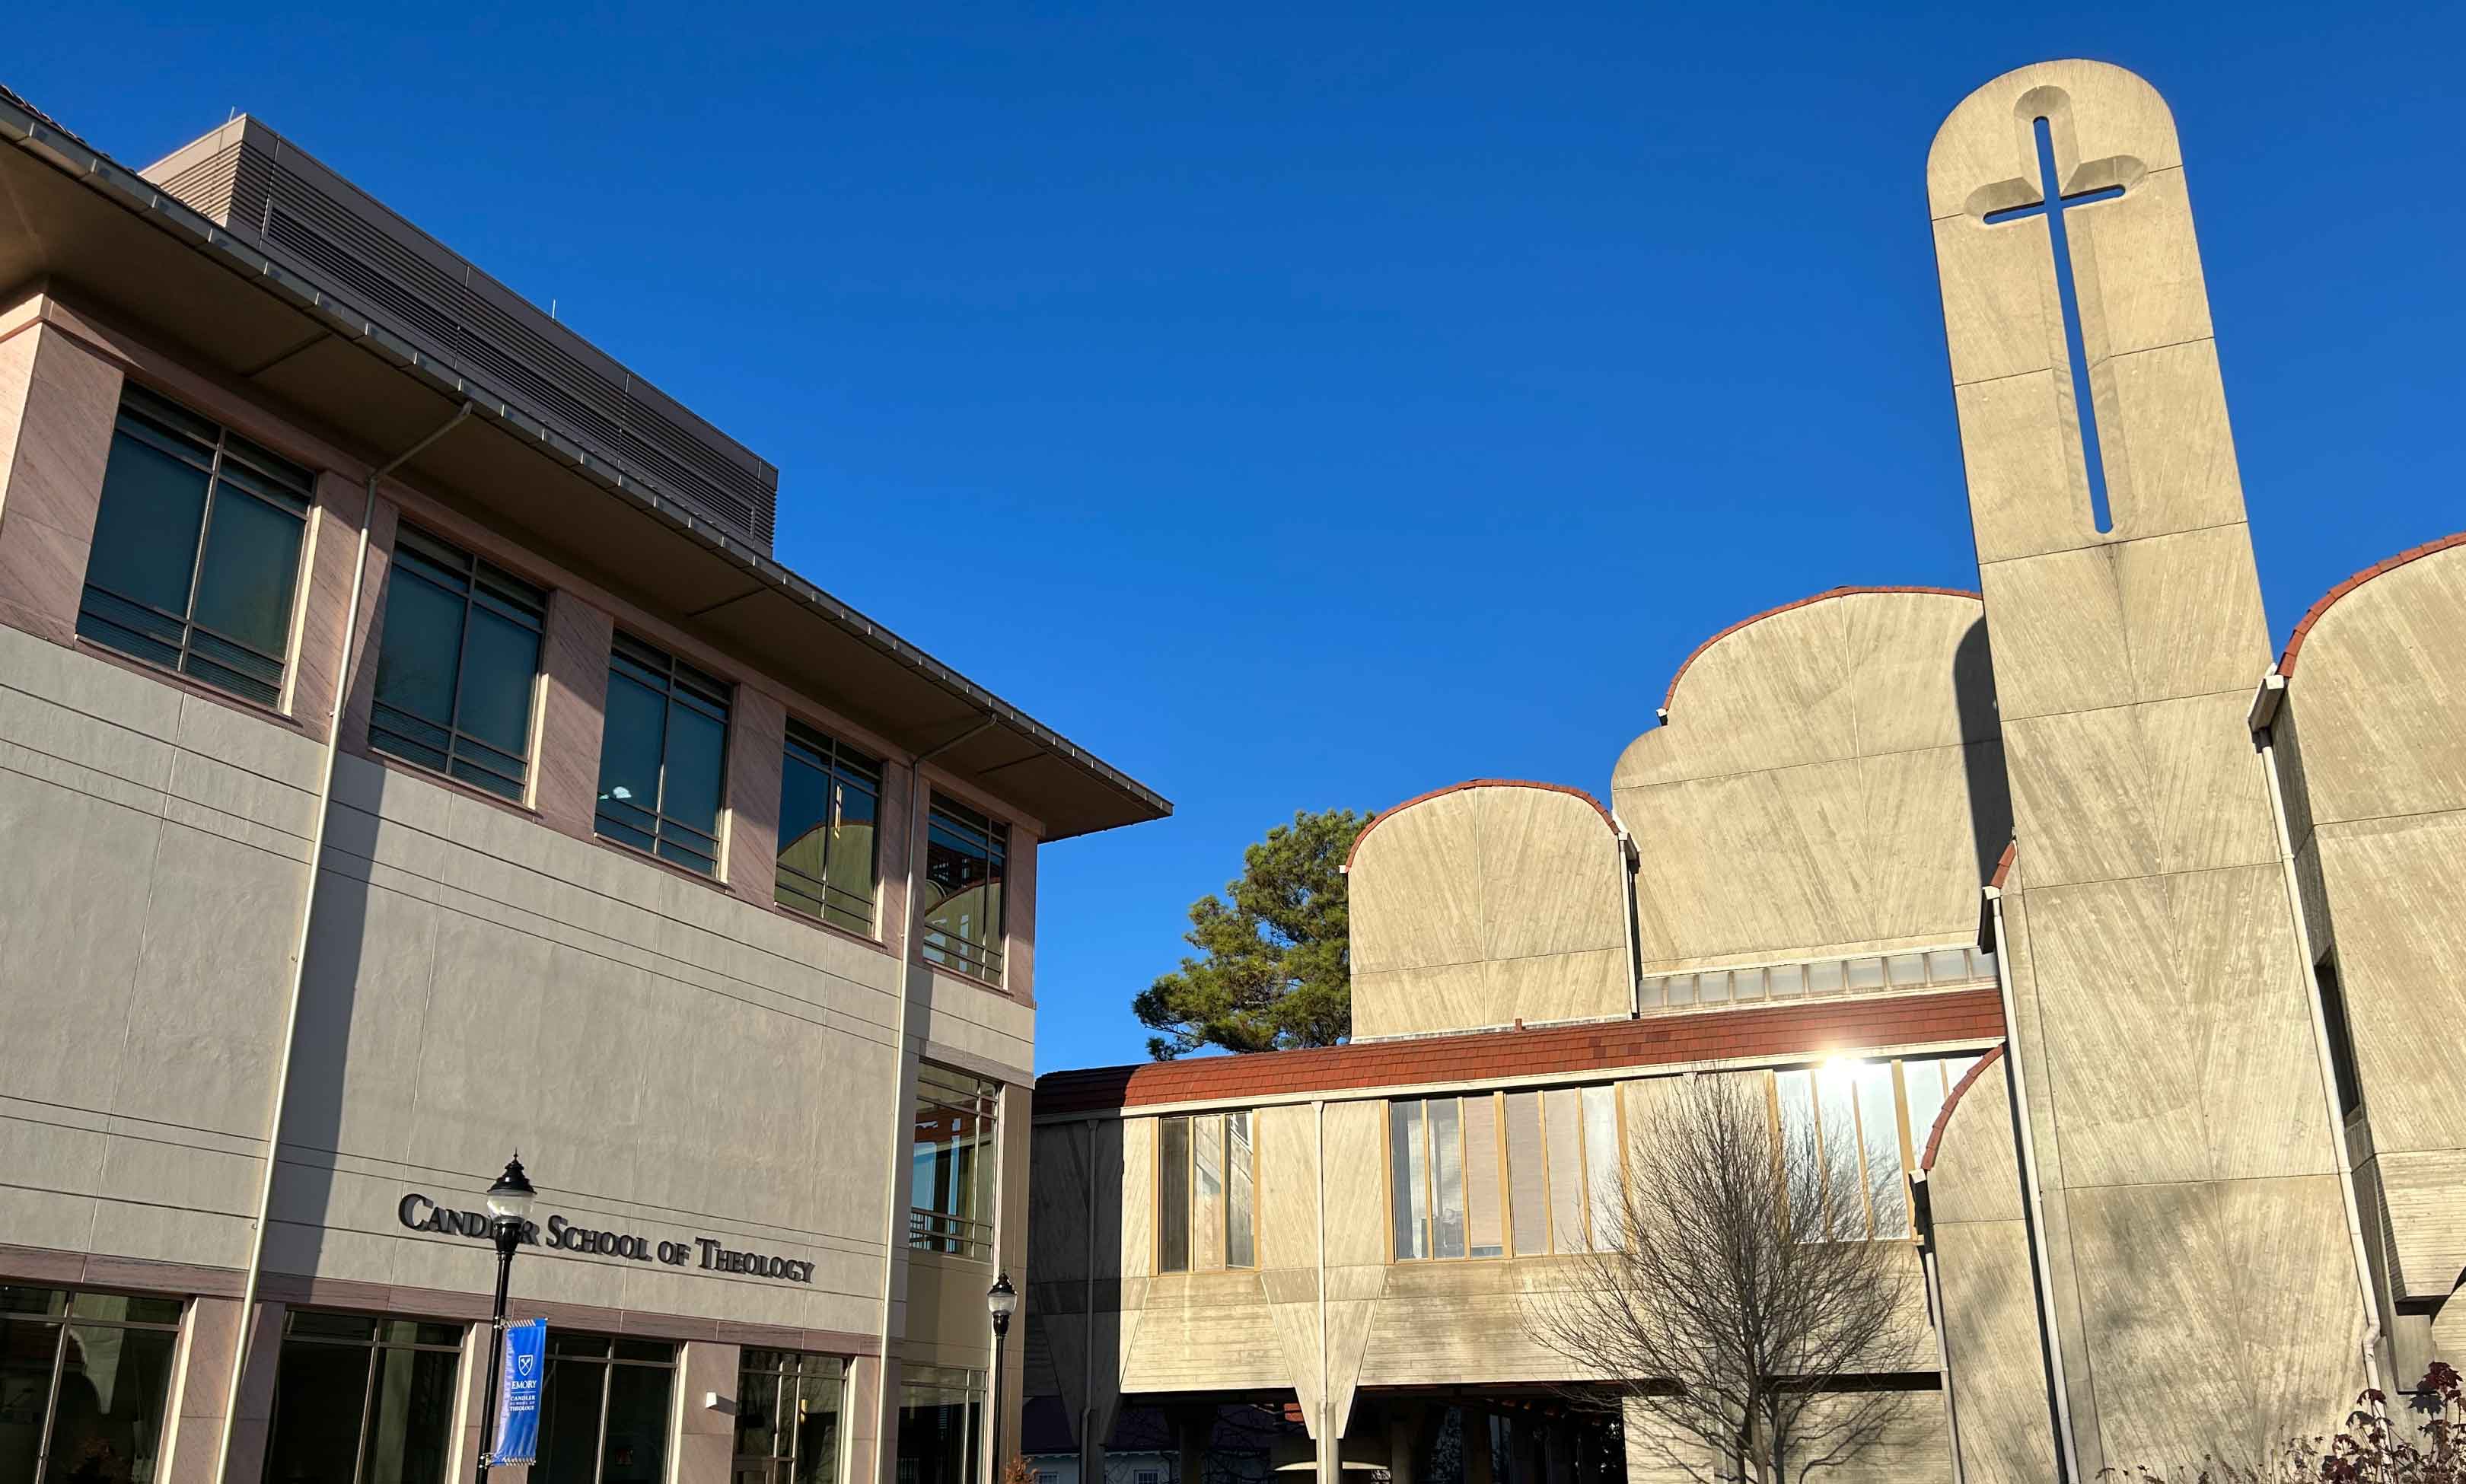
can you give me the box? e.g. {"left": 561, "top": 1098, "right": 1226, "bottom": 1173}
{"left": 537, "top": 1359, "right": 605, "bottom": 1484}
{"left": 1900, "top": 1059, "right": 1948, "bottom": 1161}
{"left": 1463, "top": 1094, "right": 1502, "bottom": 1258}
{"left": 1387, "top": 1100, "right": 1427, "bottom": 1260}
{"left": 1816, "top": 1064, "right": 1864, "bottom": 1239}
{"left": 269, "top": 1333, "right": 376, "bottom": 1484}
{"left": 455, "top": 604, "right": 541, "bottom": 760}
{"left": 374, "top": 569, "right": 466, "bottom": 737}
{"left": 825, "top": 769, "right": 881, "bottom": 934}
{"left": 41, "top": 1323, "right": 178, "bottom": 1484}
{"left": 1544, "top": 1089, "right": 1586, "bottom": 1254}
{"left": 1225, "top": 1112, "right": 1256, "bottom": 1270}
{"left": 597, "top": 674, "right": 667, "bottom": 851}
{"left": 661, "top": 702, "right": 728, "bottom": 838}
{"left": 776, "top": 743, "right": 833, "bottom": 918}
{"left": 895, "top": 1368, "right": 981, "bottom": 1484}
{"left": 1158, "top": 1116, "right": 1190, "bottom": 1274}
{"left": 1192, "top": 1113, "right": 1226, "bottom": 1272}
{"left": 84, "top": 429, "right": 210, "bottom": 614}
{"left": 191, "top": 488, "right": 305, "bottom": 661}
{"left": 909, "top": 1065, "right": 998, "bottom": 1260}
{"left": 1581, "top": 1086, "right": 1620, "bottom": 1250}
{"left": 358, "top": 1345, "right": 459, "bottom": 1484}
{"left": 1856, "top": 1062, "right": 1907, "bottom": 1237}
{"left": 923, "top": 798, "right": 1008, "bottom": 984}
{"left": 1504, "top": 1092, "right": 1547, "bottom": 1258}
{"left": 1429, "top": 1097, "right": 1467, "bottom": 1259}
{"left": 602, "top": 1361, "right": 674, "bottom": 1484}
{"left": 1, "top": 1313, "right": 62, "bottom": 1484}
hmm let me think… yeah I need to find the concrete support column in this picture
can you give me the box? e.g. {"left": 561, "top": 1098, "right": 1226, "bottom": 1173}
{"left": 676, "top": 1341, "right": 741, "bottom": 1484}
{"left": 1461, "top": 1406, "right": 1493, "bottom": 1484}
{"left": 1171, "top": 1404, "right": 1209, "bottom": 1484}
{"left": 1544, "top": 1416, "right": 1575, "bottom": 1484}
{"left": 1384, "top": 1403, "right": 1420, "bottom": 1484}
{"left": 162, "top": 1296, "right": 280, "bottom": 1484}
{"left": 847, "top": 1354, "right": 886, "bottom": 1484}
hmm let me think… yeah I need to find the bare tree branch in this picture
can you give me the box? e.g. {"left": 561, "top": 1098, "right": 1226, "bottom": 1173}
{"left": 1520, "top": 1073, "right": 1916, "bottom": 1483}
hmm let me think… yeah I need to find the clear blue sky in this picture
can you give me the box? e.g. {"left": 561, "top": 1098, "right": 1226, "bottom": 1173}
{"left": 18, "top": 4, "right": 2461, "bottom": 1073}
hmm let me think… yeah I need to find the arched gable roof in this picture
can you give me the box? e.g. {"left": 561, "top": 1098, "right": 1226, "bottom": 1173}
{"left": 1341, "top": 778, "right": 1616, "bottom": 873}
{"left": 2277, "top": 531, "right": 2466, "bottom": 676}
{"left": 1658, "top": 585, "right": 1983, "bottom": 719}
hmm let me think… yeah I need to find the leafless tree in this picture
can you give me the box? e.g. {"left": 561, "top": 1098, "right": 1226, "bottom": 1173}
{"left": 1521, "top": 1072, "right": 1917, "bottom": 1483}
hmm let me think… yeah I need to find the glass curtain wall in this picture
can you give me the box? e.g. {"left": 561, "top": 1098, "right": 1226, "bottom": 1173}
{"left": 0, "top": 1287, "right": 181, "bottom": 1484}
{"left": 262, "top": 1311, "right": 464, "bottom": 1484}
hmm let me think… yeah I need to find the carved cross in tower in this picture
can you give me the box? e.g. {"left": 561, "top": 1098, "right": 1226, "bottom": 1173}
{"left": 1984, "top": 116, "right": 2126, "bottom": 533}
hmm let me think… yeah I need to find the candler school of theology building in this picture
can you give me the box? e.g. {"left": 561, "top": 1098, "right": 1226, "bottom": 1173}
{"left": 1021, "top": 60, "right": 2466, "bottom": 1484}
{"left": 0, "top": 77, "right": 1175, "bottom": 1484}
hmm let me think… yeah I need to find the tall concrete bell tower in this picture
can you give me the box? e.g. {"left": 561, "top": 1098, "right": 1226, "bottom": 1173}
{"left": 1927, "top": 60, "right": 2369, "bottom": 1472}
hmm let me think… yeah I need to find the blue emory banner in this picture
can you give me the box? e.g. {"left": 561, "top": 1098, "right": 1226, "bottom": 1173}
{"left": 491, "top": 1320, "right": 547, "bottom": 1466}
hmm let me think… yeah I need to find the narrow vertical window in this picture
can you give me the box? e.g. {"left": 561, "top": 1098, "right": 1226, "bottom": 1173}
{"left": 1225, "top": 1111, "right": 1257, "bottom": 1270}
{"left": 370, "top": 525, "right": 546, "bottom": 800}
{"left": 1854, "top": 1062, "right": 1907, "bottom": 1237}
{"left": 595, "top": 632, "right": 731, "bottom": 874}
{"left": 909, "top": 1065, "right": 999, "bottom": 1261}
{"left": 777, "top": 721, "right": 884, "bottom": 934}
{"left": 1388, "top": 1100, "right": 1428, "bottom": 1260}
{"left": 1429, "top": 1096, "right": 1467, "bottom": 1259}
{"left": 1814, "top": 1063, "right": 1864, "bottom": 1240}
{"left": 1544, "top": 1088, "right": 1587, "bottom": 1253}
{"left": 1464, "top": 1094, "right": 1504, "bottom": 1258}
{"left": 921, "top": 797, "right": 1008, "bottom": 986}
{"left": 1505, "top": 1092, "right": 1547, "bottom": 1258}
{"left": 894, "top": 1366, "right": 983, "bottom": 1484}
{"left": 1579, "top": 1085, "right": 1620, "bottom": 1250}
{"left": 79, "top": 385, "right": 314, "bottom": 705}
{"left": 1158, "top": 1116, "right": 1191, "bottom": 1273}
{"left": 2316, "top": 954, "right": 2365, "bottom": 1118}
{"left": 1192, "top": 1112, "right": 1227, "bottom": 1272}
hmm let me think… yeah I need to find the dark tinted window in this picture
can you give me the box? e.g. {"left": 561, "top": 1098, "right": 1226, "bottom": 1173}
{"left": 535, "top": 1334, "right": 675, "bottom": 1484}
{"left": 79, "top": 386, "right": 314, "bottom": 706}
{"left": 595, "top": 633, "right": 731, "bottom": 875}
{"left": 371, "top": 525, "right": 547, "bottom": 800}
{"left": 263, "top": 1308, "right": 463, "bottom": 1484}
{"left": 0, "top": 1286, "right": 181, "bottom": 1484}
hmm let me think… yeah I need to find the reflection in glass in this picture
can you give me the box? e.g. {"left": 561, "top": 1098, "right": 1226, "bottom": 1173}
{"left": 734, "top": 1350, "right": 845, "bottom": 1484}
{"left": 595, "top": 633, "right": 731, "bottom": 874}
{"left": 776, "top": 723, "right": 884, "bottom": 935}
{"left": 371, "top": 525, "right": 545, "bottom": 800}
{"left": 535, "top": 1334, "right": 676, "bottom": 1484}
{"left": 895, "top": 1367, "right": 982, "bottom": 1484}
{"left": 921, "top": 798, "right": 1007, "bottom": 986}
{"left": 79, "top": 386, "right": 313, "bottom": 705}
{"left": 0, "top": 1287, "right": 180, "bottom": 1484}
{"left": 910, "top": 1064, "right": 999, "bottom": 1260}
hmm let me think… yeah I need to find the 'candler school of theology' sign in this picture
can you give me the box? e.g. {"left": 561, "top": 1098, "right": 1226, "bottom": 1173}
{"left": 398, "top": 1193, "right": 816, "bottom": 1284}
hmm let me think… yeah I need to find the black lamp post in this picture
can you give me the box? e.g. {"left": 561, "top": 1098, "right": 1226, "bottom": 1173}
{"left": 473, "top": 1156, "right": 537, "bottom": 1484}
{"left": 985, "top": 1272, "right": 1018, "bottom": 1481}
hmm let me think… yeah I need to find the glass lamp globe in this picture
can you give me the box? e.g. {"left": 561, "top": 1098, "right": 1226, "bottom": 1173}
{"left": 486, "top": 1156, "right": 537, "bottom": 1224}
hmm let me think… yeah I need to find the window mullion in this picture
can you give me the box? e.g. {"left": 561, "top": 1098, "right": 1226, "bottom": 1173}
{"left": 33, "top": 1316, "right": 70, "bottom": 1478}
{"left": 349, "top": 1334, "right": 381, "bottom": 1484}
{"left": 593, "top": 1360, "right": 616, "bottom": 1484}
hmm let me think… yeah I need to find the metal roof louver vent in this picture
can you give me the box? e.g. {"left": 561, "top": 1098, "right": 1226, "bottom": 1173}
{"left": 146, "top": 119, "right": 779, "bottom": 553}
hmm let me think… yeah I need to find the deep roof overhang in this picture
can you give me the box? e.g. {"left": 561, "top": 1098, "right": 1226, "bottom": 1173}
{"left": 0, "top": 86, "right": 1169, "bottom": 840}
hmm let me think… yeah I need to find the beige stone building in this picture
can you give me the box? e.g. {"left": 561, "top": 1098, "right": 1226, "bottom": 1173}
{"left": 0, "top": 88, "right": 1169, "bottom": 1484}
{"left": 1023, "top": 61, "right": 2466, "bottom": 1483}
